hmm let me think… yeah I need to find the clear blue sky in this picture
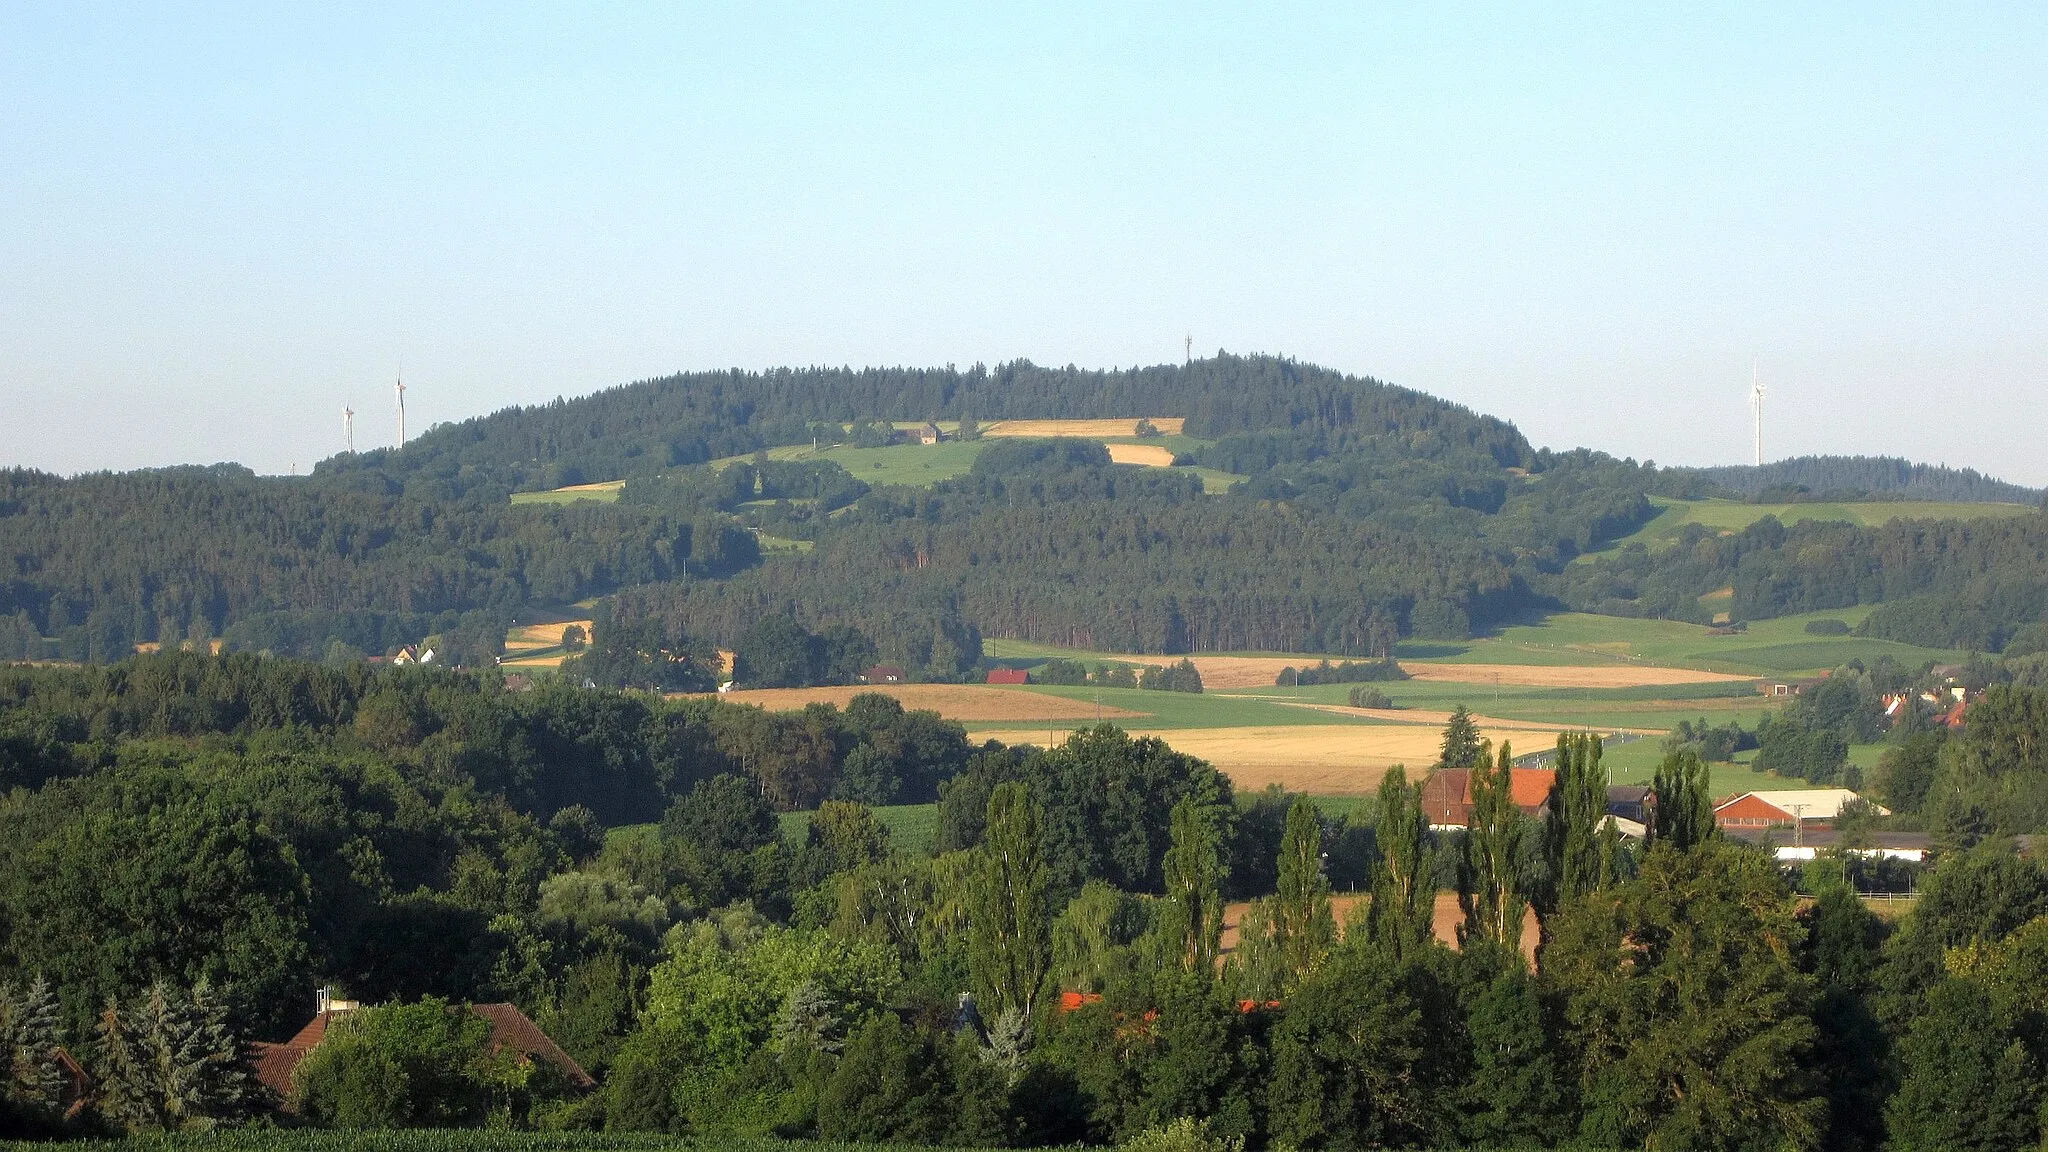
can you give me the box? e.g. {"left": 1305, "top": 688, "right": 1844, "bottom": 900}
{"left": 4, "top": 4, "right": 2044, "bottom": 483}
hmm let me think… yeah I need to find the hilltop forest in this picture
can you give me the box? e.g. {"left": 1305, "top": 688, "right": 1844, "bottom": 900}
{"left": 0, "top": 354, "right": 2044, "bottom": 675}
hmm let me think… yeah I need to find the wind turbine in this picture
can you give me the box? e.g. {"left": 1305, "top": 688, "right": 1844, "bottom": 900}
{"left": 395, "top": 375, "right": 407, "bottom": 448}
{"left": 1750, "top": 361, "right": 1766, "bottom": 467}
{"left": 342, "top": 401, "right": 355, "bottom": 453}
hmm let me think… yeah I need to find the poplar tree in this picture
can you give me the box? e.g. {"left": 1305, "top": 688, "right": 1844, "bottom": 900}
{"left": 1541, "top": 733, "right": 1617, "bottom": 918}
{"left": 1651, "top": 747, "right": 1719, "bottom": 853}
{"left": 1367, "top": 766, "right": 1436, "bottom": 961}
{"left": 1157, "top": 796, "right": 1226, "bottom": 975}
{"left": 1459, "top": 742, "right": 1528, "bottom": 954}
{"left": 967, "top": 782, "right": 1050, "bottom": 1020}
{"left": 1272, "top": 797, "right": 1336, "bottom": 987}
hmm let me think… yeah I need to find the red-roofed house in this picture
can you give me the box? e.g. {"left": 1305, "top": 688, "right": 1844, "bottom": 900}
{"left": 1420, "top": 768, "right": 1557, "bottom": 829}
{"left": 986, "top": 668, "right": 1029, "bottom": 685}
{"left": 249, "top": 1000, "right": 593, "bottom": 1108}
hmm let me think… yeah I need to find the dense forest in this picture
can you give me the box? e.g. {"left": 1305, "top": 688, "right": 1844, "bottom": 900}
{"left": 7, "top": 653, "right": 2048, "bottom": 1149}
{"left": 1687, "top": 455, "right": 2043, "bottom": 504}
{"left": 3, "top": 355, "right": 2047, "bottom": 675}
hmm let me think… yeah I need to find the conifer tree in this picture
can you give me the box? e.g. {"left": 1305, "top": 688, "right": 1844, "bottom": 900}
{"left": 1367, "top": 766, "right": 1436, "bottom": 961}
{"left": 1651, "top": 747, "right": 1719, "bottom": 852}
{"left": 967, "top": 782, "right": 1050, "bottom": 1020}
{"left": 95, "top": 980, "right": 257, "bottom": 1133}
{"left": 1, "top": 976, "right": 67, "bottom": 1120}
{"left": 1157, "top": 796, "right": 1226, "bottom": 975}
{"left": 1272, "top": 797, "right": 1335, "bottom": 987}
{"left": 1439, "top": 705, "right": 1485, "bottom": 769}
{"left": 1459, "top": 742, "right": 1528, "bottom": 954}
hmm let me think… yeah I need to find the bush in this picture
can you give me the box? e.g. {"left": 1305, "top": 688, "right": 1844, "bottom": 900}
{"left": 1280, "top": 658, "right": 1408, "bottom": 686}
{"left": 1804, "top": 618, "right": 1852, "bottom": 636}
{"left": 1122, "top": 1116, "right": 1245, "bottom": 1152}
{"left": 294, "top": 999, "right": 496, "bottom": 1128}
{"left": 1348, "top": 686, "right": 1395, "bottom": 709}
{"left": 1038, "top": 658, "right": 1090, "bottom": 686}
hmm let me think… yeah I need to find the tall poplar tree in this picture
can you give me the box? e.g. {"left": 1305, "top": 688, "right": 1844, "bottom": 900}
{"left": 1367, "top": 766, "right": 1436, "bottom": 961}
{"left": 1540, "top": 732, "right": 1617, "bottom": 918}
{"left": 968, "top": 782, "right": 1051, "bottom": 1020}
{"left": 1459, "top": 742, "right": 1528, "bottom": 954}
{"left": 1157, "top": 796, "right": 1226, "bottom": 975}
{"left": 1651, "top": 747, "right": 1719, "bottom": 852}
{"left": 1272, "top": 797, "right": 1335, "bottom": 987}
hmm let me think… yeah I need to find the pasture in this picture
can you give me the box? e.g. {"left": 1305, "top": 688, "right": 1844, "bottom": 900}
{"left": 509, "top": 480, "right": 624, "bottom": 505}
{"left": 1587, "top": 494, "right": 2033, "bottom": 555}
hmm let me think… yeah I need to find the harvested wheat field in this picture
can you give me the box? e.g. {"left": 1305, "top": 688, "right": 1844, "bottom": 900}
{"left": 1105, "top": 443, "right": 1177, "bottom": 467}
{"left": 981, "top": 418, "right": 1186, "bottom": 438}
{"left": 702, "top": 684, "right": 1148, "bottom": 723}
{"left": 504, "top": 618, "right": 594, "bottom": 652}
{"left": 1278, "top": 701, "right": 1657, "bottom": 734}
{"left": 971, "top": 722, "right": 1572, "bottom": 794}
{"left": 1218, "top": 892, "right": 1536, "bottom": 964}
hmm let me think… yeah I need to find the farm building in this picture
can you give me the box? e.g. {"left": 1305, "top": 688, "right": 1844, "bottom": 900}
{"left": 986, "top": 668, "right": 1030, "bottom": 685}
{"left": 1420, "top": 767, "right": 1555, "bottom": 830}
{"left": 918, "top": 422, "right": 944, "bottom": 445}
{"left": 861, "top": 664, "right": 906, "bottom": 684}
{"left": 1713, "top": 789, "right": 1886, "bottom": 830}
{"left": 250, "top": 994, "right": 592, "bottom": 1107}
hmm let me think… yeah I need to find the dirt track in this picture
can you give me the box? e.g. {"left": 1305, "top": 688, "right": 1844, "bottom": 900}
{"left": 702, "top": 684, "right": 1146, "bottom": 723}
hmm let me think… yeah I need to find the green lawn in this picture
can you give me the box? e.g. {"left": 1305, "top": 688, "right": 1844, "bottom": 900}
{"left": 1585, "top": 495, "right": 2032, "bottom": 557}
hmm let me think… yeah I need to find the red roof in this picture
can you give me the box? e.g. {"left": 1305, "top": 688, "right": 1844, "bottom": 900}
{"left": 248, "top": 1003, "right": 592, "bottom": 1107}
{"left": 986, "top": 668, "right": 1029, "bottom": 685}
{"left": 1420, "top": 767, "right": 1556, "bottom": 827}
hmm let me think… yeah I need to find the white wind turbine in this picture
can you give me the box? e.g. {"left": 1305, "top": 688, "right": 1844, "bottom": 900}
{"left": 395, "top": 375, "right": 407, "bottom": 448}
{"left": 1750, "top": 362, "right": 1766, "bottom": 467}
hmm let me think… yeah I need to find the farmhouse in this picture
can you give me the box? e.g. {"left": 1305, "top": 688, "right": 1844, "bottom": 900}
{"left": 1420, "top": 768, "right": 1555, "bottom": 830}
{"left": 986, "top": 668, "right": 1030, "bottom": 685}
{"left": 918, "top": 422, "right": 944, "bottom": 445}
{"left": 249, "top": 993, "right": 592, "bottom": 1107}
{"left": 862, "top": 664, "right": 907, "bottom": 684}
{"left": 1712, "top": 788, "right": 1885, "bottom": 830}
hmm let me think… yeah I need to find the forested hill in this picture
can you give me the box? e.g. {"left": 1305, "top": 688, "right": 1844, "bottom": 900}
{"left": 327, "top": 354, "right": 1533, "bottom": 492}
{"left": 1687, "top": 455, "right": 2041, "bottom": 504}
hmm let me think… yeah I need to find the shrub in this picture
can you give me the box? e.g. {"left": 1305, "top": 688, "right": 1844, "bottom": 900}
{"left": 1122, "top": 1116, "right": 1245, "bottom": 1152}
{"left": 1348, "top": 686, "right": 1395, "bottom": 709}
{"left": 1804, "top": 618, "right": 1852, "bottom": 636}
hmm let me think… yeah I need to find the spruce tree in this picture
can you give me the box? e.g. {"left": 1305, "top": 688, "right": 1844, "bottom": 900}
{"left": 1438, "top": 705, "right": 1484, "bottom": 769}
{"left": 1459, "top": 742, "right": 1528, "bottom": 954}
{"left": 968, "top": 782, "right": 1050, "bottom": 1020}
{"left": 1366, "top": 766, "right": 1436, "bottom": 961}
{"left": 1272, "top": 797, "right": 1335, "bottom": 988}
{"left": 95, "top": 981, "right": 256, "bottom": 1133}
{"left": 1157, "top": 796, "right": 1225, "bottom": 975}
{"left": 1, "top": 976, "right": 67, "bottom": 1121}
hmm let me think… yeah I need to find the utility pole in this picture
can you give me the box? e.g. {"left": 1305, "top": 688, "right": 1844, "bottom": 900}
{"left": 1789, "top": 802, "right": 1808, "bottom": 849}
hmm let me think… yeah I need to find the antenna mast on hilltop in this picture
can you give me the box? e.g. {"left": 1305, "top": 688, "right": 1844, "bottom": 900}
{"left": 342, "top": 401, "right": 355, "bottom": 453}
{"left": 395, "top": 375, "right": 408, "bottom": 448}
{"left": 1184, "top": 333, "right": 1192, "bottom": 365}
{"left": 1750, "top": 361, "right": 1766, "bottom": 467}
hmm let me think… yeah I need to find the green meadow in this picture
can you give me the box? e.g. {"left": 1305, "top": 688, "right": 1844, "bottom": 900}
{"left": 1586, "top": 494, "right": 2032, "bottom": 556}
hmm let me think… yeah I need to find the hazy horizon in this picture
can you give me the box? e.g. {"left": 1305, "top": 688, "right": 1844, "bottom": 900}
{"left": 5, "top": 6, "right": 2044, "bottom": 484}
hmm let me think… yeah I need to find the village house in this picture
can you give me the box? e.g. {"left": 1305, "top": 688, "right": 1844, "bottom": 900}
{"left": 1712, "top": 788, "right": 1885, "bottom": 831}
{"left": 986, "top": 668, "right": 1029, "bottom": 685}
{"left": 249, "top": 991, "right": 592, "bottom": 1108}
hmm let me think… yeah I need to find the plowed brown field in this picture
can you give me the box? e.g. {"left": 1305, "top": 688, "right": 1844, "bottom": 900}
{"left": 700, "top": 684, "right": 1146, "bottom": 723}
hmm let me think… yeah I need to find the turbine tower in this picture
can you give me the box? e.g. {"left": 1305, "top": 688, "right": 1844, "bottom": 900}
{"left": 395, "top": 376, "right": 407, "bottom": 448}
{"left": 1749, "top": 362, "right": 1766, "bottom": 467}
{"left": 342, "top": 402, "right": 355, "bottom": 453}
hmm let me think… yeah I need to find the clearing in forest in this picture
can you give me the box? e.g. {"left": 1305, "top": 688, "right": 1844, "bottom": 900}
{"left": 704, "top": 683, "right": 1148, "bottom": 723}
{"left": 1105, "top": 443, "right": 1178, "bottom": 467}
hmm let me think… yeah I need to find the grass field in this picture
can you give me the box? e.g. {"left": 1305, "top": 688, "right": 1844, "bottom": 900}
{"left": 1414, "top": 610, "right": 1963, "bottom": 677}
{"left": 13, "top": 1133, "right": 979, "bottom": 1152}
{"left": 709, "top": 684, "right": 1148, "bottom": 724}
{"left": 509, "top": 480, "right": 625, "bottom": 505}
{"left": 779, "top": 803, "right": 942, "bottom": 855}
{"left": 1585, "top": 495, "right": 2033, "bottom": 556}
{"left": 981, "top": 417, "right": 1186, "bottom": 437}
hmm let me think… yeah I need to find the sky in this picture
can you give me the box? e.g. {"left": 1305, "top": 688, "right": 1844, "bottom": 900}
{"left": 3, "top": 4, "right": 2044, "bottom": 483}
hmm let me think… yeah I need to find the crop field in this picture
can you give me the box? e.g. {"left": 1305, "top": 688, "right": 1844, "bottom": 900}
{"left": 1416, "top": 611, "right": 1962, "bottom": 677}
{"left": 980, "top": 417, "right": 1187, "bottom": 438}
{"left": 1105, "top": 442, "right": 1177, "bottom": 466}
{"left": 509, "top": 480, "right": 625, "bottom": 505}
{"left": 1587, "top": 494, "right": 2033, "bottom": 555}
{"left": 707, "top": 683, "right": 1148, "bottom": 723}
{"left": 7, "top": 1134, "right": 979, "bottom": 1152}
{"left": 498, "top": 609, "right": 596, "bottom": 669}
{"left": 779, "top": 802, "right": 942, "bottom": 854}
